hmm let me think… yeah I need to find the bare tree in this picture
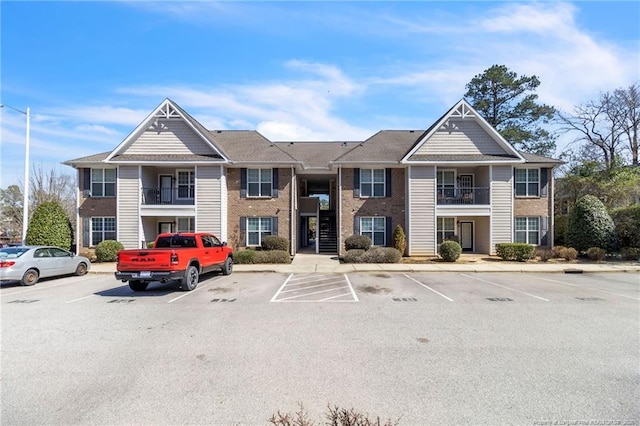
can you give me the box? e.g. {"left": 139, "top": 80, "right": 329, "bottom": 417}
{"left": 614, "top": 82, "right": 640, "bottom": 165}
{"left": 0, "top": 185, "right": 24, "bottom": 242}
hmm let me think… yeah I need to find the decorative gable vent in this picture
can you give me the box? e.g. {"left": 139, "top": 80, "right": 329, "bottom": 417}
{"left": 154, "top": 103, "right": 182, "bottom": 120}
{"left": 450, "top": 103, "right": 476, "bottom": 119}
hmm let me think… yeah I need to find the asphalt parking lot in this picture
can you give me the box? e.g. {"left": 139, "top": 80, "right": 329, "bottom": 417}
{"left": 2, "top": 271, "right": 638, "bottom": 425}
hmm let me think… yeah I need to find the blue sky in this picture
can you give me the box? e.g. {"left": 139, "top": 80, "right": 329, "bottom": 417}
{"left": 1, "top": 1, "right": 639, "bottom": 188}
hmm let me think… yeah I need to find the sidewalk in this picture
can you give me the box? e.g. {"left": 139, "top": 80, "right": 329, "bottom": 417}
{"left": 90, "top": 253, "right": 640, "bottom": 275}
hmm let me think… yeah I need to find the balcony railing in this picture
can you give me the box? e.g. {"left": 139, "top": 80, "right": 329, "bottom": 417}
{"left": 142, "top": 187, "right": 194, "bottom": 205}
{"left": 437, "top": 187, "right": 489, "bottom": 205}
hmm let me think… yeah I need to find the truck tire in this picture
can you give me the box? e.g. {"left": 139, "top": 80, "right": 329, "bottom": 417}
{"left": 129, "top": 280, "right": 149, "bottom": 291}
{"left": 181, "top": 265, "right": 199, "bottom": 291}
{"left": 221, "top": 257, "right": 233, "bottom": 275}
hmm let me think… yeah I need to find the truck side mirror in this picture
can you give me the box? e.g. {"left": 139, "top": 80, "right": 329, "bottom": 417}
{"left": 222, "top": 242, "right": 228, "bottom": 247}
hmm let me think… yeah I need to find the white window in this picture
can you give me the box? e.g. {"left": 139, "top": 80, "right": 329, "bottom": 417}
{"left": 437, "top": 170, "right": 455, "bottom": 198}
{"left": 177, "top": 171, "right": 195, "bottom": 199}
{"left": 91, "top": 168, "right": 116, "bottom": 197}
{"left": 91, "top": 217, "right": 116, "bottom": 246}
{"left": 515, "top": 168, "right": 539, "bottom": 197}
{"left": 360, "top": 217, "right": 386, "bottom": 246}
{"left": 437, "top": 217, "right": 455, "bottom": 244}
{"left": 515, "top": 217, "right": 539, "bottom": 244}
{"left": 247, "top": 217, "right": 272, "bottom": 246}
{"left": 248, "top": 168, "right": 272, "bottom": 197}
{"left": 177, "top": 217, "right": 195, "bottom": 233}
{"left": 360, "top": 169, "right": 385, "bottom": 197}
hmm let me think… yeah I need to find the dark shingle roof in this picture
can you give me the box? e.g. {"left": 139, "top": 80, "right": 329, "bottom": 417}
{"left": 519, "top": 152, "right": 565, "bottom": 164}
{"left": 208, "top": 131, "right": 298, "bottom": 164}
{"left": 274, "top": 141, "right": 361, "bottom": 169}
{"left": 63, "top": 152, "right": 110, "bottom": 166}
{"left": 334, "top": 131, "right": 424, "bottom": 163}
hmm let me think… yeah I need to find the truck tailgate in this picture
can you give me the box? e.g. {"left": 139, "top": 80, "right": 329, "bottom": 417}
{"left": 117, "top": 250, "right": 175, "bottom": 271}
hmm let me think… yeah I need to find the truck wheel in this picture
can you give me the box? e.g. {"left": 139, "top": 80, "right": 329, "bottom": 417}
{"left": 181, "top": 265, "right": 199, "bottom": 291}
{"left": 221, "top": 257, "right": 233, "bottom": 275}
{"left": 21, "top": 269, "right": 39, "bottom": 286}
{"left": 129, "top": 280, "right": 149, "bottom": 291}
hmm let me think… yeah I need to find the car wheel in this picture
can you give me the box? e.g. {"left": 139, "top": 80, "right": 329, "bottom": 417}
{"left": 222, "top": 257, "right": 233, "bottom": 275}
{"left": 75, "top": 262, "right": 88, "bottom": 276}
{"left": 21, "top": 268, "right": 39, "bottom": 286}
{"left": 129, "top": 280, "right": 149, "bottom": 291}
{"left": 181, "top": 265, "right": 199, "bottom": 291}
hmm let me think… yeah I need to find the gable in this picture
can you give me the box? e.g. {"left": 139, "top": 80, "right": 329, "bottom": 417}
{"left": 415, "top": 118, "right": 510, "bottom": 156}
{"left": 106, "top": 99, "right": 228, "bottom": 162}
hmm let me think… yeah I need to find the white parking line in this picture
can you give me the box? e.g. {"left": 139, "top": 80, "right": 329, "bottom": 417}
{"left": 279, "top": 280, "right": 343, "bottom": 293}
{"left": 167, "top": 277, "right": 221, "bottom": 303}
{"left": 271, "top": 273, "right": 358, "bottom": 302}
{"left": 276, "top": 286, "right": 349, "bottom": 302}
{"left": 525, "top": 274, "right": 640, "bottom": 301}
{"left": 461, "top": 274, "right": 549, "bottom": 301}
{"left": 0, "top": 277, "right": 103, "bottom": 297}
{"left": 403, "top": 274, "right": 454, "bottom": 302}
{"left": 344, "top": 274, "right": 359, "bottom": 302}
{"left": 66, "top": 294, "right": 97, "bottom": 304}
{"left": 270, "top": 274, "right": 294, "bottom": 302}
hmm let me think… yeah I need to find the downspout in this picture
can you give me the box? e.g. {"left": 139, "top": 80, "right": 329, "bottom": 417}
{"left": 75, "top": 169, "right": 80, "bottom": 253}
{"left": 550, "top": 167, "right": 554, "bottom": 249}
{"left": 338, "top": 166, "right": 342, "bottom": 256}
{"left": 290, "top": 166, "right": 295, "bottom": 256}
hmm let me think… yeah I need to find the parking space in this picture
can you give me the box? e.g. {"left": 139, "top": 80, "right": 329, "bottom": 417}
{"left": 271, "top": 273, "right": 358, "bottom": 302}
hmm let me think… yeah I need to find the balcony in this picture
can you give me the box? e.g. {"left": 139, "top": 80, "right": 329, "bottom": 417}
{"left": 142, "top": 187, "right": 194, "bottom": 205}
{"left": 437, "top": 187, "right": 489, "bottom": 205}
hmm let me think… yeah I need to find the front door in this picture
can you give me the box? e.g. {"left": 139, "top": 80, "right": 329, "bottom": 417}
{"left": 460, "top": 221, "right": 473, "bottom": 252}
{"left": 160, "top": 175, "right": 173, "bottom": 204}
{"left": 159, "top": 222, "right": 173, "bottom": 234}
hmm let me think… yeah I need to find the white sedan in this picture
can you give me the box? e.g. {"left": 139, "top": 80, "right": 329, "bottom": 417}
{"left": 0, "top": 246, "right": 91, "bottom": 286}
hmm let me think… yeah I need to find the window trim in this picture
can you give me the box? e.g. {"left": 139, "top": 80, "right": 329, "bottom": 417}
{"left": 437, "top": 169, "right": 456, "bottom": 198}
{"left": 91, "top": 217, "right": 116, "bottom": 247}
{"left": 90, "top": 168, "right": 116, "bottom": 198}
{"left": 359, "top": 168, "right": 386, "bottom": 198}
{"left": 514, "top": 167, "right": 540, "bottom": 197}
{"left": 246, "top": 217, "right": 273, "bottom": 246}
{"left": 176, "top": 217, "right": 195, "bottom": 233}
{"left": 359, "top": 216, "right": 386, "bottom": 246}
{"left": 514, "top": 216, "right": 540, "bottom": 245}
{"left": 247, "top": 168, "right": 273, "bottom": 198}
{"left": 176, "top": 170, "right": 195, "bottom": 200}
{"left": 436, "top": 217, "right": 456, "bottom": 244}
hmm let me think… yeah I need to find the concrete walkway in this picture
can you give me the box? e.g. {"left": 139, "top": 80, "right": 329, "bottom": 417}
{"left": 91, "top": 252, "right": 640, "bottom": 275}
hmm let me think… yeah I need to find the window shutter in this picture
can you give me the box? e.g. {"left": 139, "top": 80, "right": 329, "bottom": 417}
{"left": 239, "top": 217, "right": 247, "bottom": 246}
{"left": 240, "top": 168, "right": 247, "bottom": 198}
{"left": 540, "top": 216, "right": 548, "bottom": 246}
{"left": 83, "top": 217, "right": 90, "bottom": 247}
{"left": 385, "top": 169, "right": 392, "bottom": 197}
{"left": 353, "top": 216, "right": 360, "bottom": 235}
{"left": 271, "top": 168, "right": 279, "bottom": 198}
{"left": 271, "top": 217, "right": 278, "bottom": 236}
{"left": 83, "top": 169, "right": 91, "bottom": 197}
{"left": 540, "top": 168, "right": 548, "bottom": 197}
{"left": 385, "top": 217, "right": 392, "bottom": 247}
{"left": 353, "top": 168, "right": 360, "bottom": 198}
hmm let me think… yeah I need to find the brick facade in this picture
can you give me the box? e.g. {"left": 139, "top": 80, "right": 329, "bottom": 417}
{"left": 226, "top": 167, "right": 292, "bottom": 249}
{"left": 339, "top": 168, "right": 406, "bottom": 252}
{"left": 77, "top": 168, "right": 117, "bottom": 249}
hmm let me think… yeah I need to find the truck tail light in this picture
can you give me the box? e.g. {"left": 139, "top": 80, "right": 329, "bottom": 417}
{"left": 0, "top": 261, "right": 16, "bottom": 268}
{"left": 170, "top": 253, "right": 179, "bottom": 265}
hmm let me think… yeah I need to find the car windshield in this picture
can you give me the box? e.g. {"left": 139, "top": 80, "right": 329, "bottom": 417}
{"left": 0, "top": 247, "right": 29, "bottom": 259}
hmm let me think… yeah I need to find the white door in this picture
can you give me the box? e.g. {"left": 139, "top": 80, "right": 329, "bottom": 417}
{"left": 460, "top": 222, "right": 473, "bottom": 251}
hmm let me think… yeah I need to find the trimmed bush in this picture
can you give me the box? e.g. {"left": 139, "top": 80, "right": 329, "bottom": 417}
{"left": 25, "top": 201, "right": 72, "bottom": 249}
{"left": 261, "top": 235, "right": 289, "bottom": 251}
{"left": 255, "top": 250, "right": 291, "bottom": 264}
{"left": 360, "top": 247, "right": 402, "bottom": 263}
{"left": 557, "top": 246, "right": 578, "bottom": 261}
{"left": 439, "top": 240, "right": 461, "bottom": 262}
{"left": 79, "top": 248, "right": 97, "bottom": 263}
{"left": 611, "top": 204, "right": 640, "bottom": 249}
{"left": 392, "top": 224, "right": 406, "bottom": 256}
{"left": 495, "top": 243, "right": 535, "bottom": 261}
{"left": 620, "top": 247, "right": 640, "bottom": 260}
{"left": 234, "top": 249, "right": 256, "bottom": 264}
{"left": 147, "top": 241, "right": 155, "bottom": 248}
{"left": 344, "top": 234, "right": 372, "bottom": 251}
{"left": 566, "top": 195, "right": 616, "bottom": 252}
{"left": 95, "top": 240, "right": 124, "bottom": 262}
{"left": 586, "top": 247, "right": 606, "bottom": 261}
{"left": 342, "top": 249, "right": 365, "bottom": 263}
{"left": 534, "top": 248, "right": 554, "bottom": 262}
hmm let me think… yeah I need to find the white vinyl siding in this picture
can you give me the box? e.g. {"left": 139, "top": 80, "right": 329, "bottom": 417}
{"left": 126, "top": 119, "right": 216, "bottom": 156}
{"left": 360, "top": 217, "right": 386, "bottom": 246}
{"left": 515, "top": 217, "right": 539, "bottom": 244}
{"left": 196, "top": 166, "right": 223, "bottom": 236}
{"left": 117, "top": 166, "right": 141, "bottom": 249}
{"left": 408, "top": 166, "right": 436, "bottom": 255}
{"left": 91, "top": 168, "right": 116, "bottom": 197}
{"left": 416, "top": 119, "right": 510, "bottom": 156}
{"left": 491, "top": 165, "right": 513, "bottom": 252}
{"left": 360, "top": 169, "right": 385, "bottom": 197}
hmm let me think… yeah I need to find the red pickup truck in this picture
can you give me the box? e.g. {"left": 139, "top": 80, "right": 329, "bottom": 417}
{"left": 115, "top": 232, "right": 233, "bottom": 292}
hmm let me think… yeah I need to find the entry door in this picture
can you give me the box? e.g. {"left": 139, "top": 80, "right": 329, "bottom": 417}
{"left": 160, "top": 175, "right": 173, "bottom": 204}
{"left": 460, "top": 222, "right": 473, "bottom": 251}
{"left": 159, "top": 222, "right": 173, "bottom": 234}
